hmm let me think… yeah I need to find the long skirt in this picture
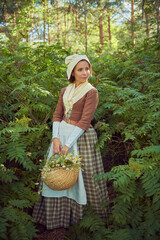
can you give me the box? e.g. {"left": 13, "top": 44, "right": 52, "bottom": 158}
{"left": 32, "top": 127, "right": 108, "bottom": 229}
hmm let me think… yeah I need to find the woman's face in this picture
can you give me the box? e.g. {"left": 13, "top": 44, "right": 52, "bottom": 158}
{"left": 72, "top": 60, "right": 90, "bottom": 87}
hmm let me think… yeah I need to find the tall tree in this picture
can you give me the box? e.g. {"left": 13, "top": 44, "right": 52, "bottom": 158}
{"left": 63, "top": 5, "right": 67, "bottom": 46}
{"left": 83, "top": 0, "right": 88, "bottom": 53}
{"left": 131, "top": 0, "right": 136, "bottom": 46}
{"left": 108, "top": 13, "right": 111, "bottom": 45}
{"left": 97, "top": 1, "right": 104, "bottom": 51}
{"left": 0, "top": 0, "right": 32, "bottom": 22}
{"left": 99, "top": 14, "right": 104, "bottom": 47}
{"left": 73, "top": 0, "right": 79, "bottom": 32}
{"left": 56, "top": 0, "right": 60, "bottom": 41}
{"left": 47, "top": 1, "right": 51, "bottom": 44}
{"left": 42, "top": 2, "right": 47, "bottom": 42}
{"left": 155, "top": 0, "right": 160, "bottom": 42}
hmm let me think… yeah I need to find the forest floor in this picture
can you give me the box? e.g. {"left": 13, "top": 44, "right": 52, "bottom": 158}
{"left": 35, "top": 157, "right": 115, "bottom": 240}
{"left": 36, "top": 227, "right": 68, "bottom": 240}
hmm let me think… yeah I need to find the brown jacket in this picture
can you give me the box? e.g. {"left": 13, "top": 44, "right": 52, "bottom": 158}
{"left": 52, "top": 87, "right": 99, "bottom": 131}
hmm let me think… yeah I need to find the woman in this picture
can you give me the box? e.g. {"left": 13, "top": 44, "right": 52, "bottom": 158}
{"left": 33, "top": 54, "right": 108, "bottom": 230}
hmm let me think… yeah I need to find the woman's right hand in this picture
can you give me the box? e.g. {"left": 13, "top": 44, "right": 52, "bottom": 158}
{"left": 53, "top": 138, "right": 62, "bottom": 154}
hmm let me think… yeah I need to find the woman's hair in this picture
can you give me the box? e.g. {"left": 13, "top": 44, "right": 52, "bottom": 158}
{"left": 69, "top": 75, "right": 75, "bottom": 83}
{"left": 69, "top": 60, "right": 91, "bottom": 83}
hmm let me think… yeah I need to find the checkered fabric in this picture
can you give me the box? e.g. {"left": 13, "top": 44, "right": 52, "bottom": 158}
{"left": 32, "top": 127, "right": 108, "bottom": 230}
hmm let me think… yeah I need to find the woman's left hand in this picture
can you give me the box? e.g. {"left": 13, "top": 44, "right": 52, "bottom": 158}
{"left": 61, "top": 145, "right": 70, "bottom": 154}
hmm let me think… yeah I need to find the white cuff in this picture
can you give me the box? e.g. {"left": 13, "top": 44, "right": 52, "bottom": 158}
{"left": 52, "top": 121, "right": 60, "bottom": 139}
{"left": 65, "top": 126, "right": 84, "bottom": 148}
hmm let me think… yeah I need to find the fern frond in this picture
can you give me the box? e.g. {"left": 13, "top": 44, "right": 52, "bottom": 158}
{"left": 29, "top": 83, "right": 53, "bottom": 97}
{"left": 10, "top": 182, "right": 39, "bottom": 203}
{"left": 132, "top": 145, "right": 160, "bottom": 158}
{"left": 7, "top": 141, "right": 26, "bottom": 161}
{"left": 9, "top": 222, "right": 37, "bottom": 240}
{"left": 8, "top": 199, "right": 32, "bottom": 209}
{"left": 6, "top": 141, "right": 36, "bottom": 170}
{"left": 111, "top": 200, "right": 130, "bottom": 224}
{"left": 128, "top": 204, "right": 143, "bottom": 228}
{"left": 141, "top": 171, "right": 160, "bottom": 197}
{"left": 0, "top": 182, "right": 39, "bottom": 206}
{"left": 110, "top": 228, "right": 142, "bottom": 240}
{"left": 96, "top": 132, "right": 110, "bottom": 149}
{"left": 11, "top": 83, "right": 27, "bottom": 94}
{"left": 31, "top": 102, "right": 51, "bottom": 113}
{"left": 0, "top": 216, "right": 9, "bottom": 240}
{"left": 79, "top": 213, "right": 105, "bottom": 232}
{"left": 0, "top": 165, "right": 18, "bottom": 183}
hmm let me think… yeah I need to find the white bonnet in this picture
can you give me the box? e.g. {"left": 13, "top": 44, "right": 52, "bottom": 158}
{"left": 65, "top": 54, "right": 92, "bottom": 80}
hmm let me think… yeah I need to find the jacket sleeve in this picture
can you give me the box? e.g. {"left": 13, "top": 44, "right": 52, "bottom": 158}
{"left": 52, "top": 88, "right": 66, "bottom": 122}
{"left": 76, "top": 88, "right": 99, "bottom": 131}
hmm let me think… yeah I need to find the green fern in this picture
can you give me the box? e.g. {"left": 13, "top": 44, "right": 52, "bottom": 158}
{"left": 67, "top": 208, "right": 109, "bottom": 240}
{"left": 79, "top": 213, "right": 105, "bottom": 232}
{"left": 0, "top": 166, "right": 18, "bottom": 183}
{"left": 9, "top": 222, "right": 37, "bottom": 240}
{"left": 8, "top": 200, "right": 33, "bottom": 209}
{"left": 109, "top": 228, "right": 142, "bottom": 240}
{"left": 0, "top": 215, "right": 9, "bottom": 240}
{"left": 132, "top": 145, "right": 160, "bottom": 158}
{"left": 1, "top": 40, "right": 160, "bottom": 239}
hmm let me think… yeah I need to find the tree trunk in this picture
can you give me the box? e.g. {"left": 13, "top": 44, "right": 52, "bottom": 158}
{"left": 84, "top": 14, "right": 87, "bottom": 53}
{"left": 36, "top": 11, "right": 40, "bottom": 42}
{"left": 31, "top": 11, "right": 34, "bottom": 44}
{"left": 13, "top": 12, "right": 16, "bottom": 28}
{"left": 56, "top": 0, "right": 60, "bottom": 42}
{"left": 142, "top": 0, "right": 150, "bottom": 38}
{"left": 47, "top": 2, "right": 50, "bottom": 44}
{"left": 64, "top": 9, "right": 67, "bottom": 46}
{"left": 43, "top": 1, "right": 46, "bottom": 42}
{"left": 108, "top": 14, "right": 111, "bottom": 46}
{"left": 155, "top": 0, "right": 160, "bottom": 42}
{"left": 83, "top": 0, "right": 87, "bottom": 53}
{"left": 145, "top": 12, "right": 150, "bottom": 38}
{"left": 76, "top": 9, "right": 78, "bottom": 32}
{"left": 75, "top": 0, "right": 78, "bottom": 32}
{"left": 131, "top": 0, "right": 136, "bottom": 46}
{"left": 99, "top": 15, "right": 104, "bottom": 49}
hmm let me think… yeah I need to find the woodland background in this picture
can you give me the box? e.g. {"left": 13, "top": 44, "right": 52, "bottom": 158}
{"left": 0, "top": 0, "right": 160, "bottom": 239}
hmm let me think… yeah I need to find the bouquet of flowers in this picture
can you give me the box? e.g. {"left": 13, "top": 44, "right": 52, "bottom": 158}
{"left": 41, "top": 152, "right": 83, "bottom": 191}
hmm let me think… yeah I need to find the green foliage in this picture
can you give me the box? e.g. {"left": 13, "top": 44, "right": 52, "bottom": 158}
{"left": 0, "top": 44, "right": 69, "bottom": 239}
{"left": 68, "top": 42, "right": 160, "bottom": 239}
{"left": 0, "top": 30, "right": 160, "bottom": 239}
{"left": 66, "top": 207, "right": 110, "bottom": 240}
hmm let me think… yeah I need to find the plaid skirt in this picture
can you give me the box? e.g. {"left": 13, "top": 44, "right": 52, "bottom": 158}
{"left": 32, "top": 127, "right": 108, "bottom": 229}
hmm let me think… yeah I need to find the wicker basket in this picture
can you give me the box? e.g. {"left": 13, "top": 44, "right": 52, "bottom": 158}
{"left": 41, "top": 167, "right": 79, "bottom": 191}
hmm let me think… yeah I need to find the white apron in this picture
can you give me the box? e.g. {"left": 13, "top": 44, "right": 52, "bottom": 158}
{"left": 42, "top": 120, "right": 87, "bottom": 205}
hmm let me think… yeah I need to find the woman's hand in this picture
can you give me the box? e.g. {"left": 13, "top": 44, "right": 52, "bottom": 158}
{"left": 61, "top": 145, "right": 70, "bottom": 154}
{"left": 53, "top": 138, "right": 62, "bottom": 154}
